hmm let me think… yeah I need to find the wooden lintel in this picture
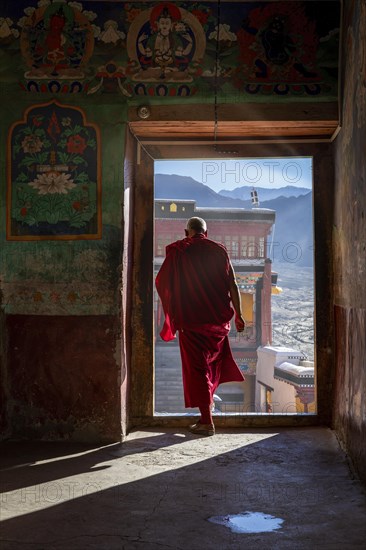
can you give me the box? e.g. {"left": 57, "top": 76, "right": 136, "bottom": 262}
{"left": 129, "top": 121, "right": 339, "bottom": 140}
{"left": 128, "top": 102, "right": 338, "bottom": 123}
{"left": 128, "top": 102, "right": 339, "bottom": 140}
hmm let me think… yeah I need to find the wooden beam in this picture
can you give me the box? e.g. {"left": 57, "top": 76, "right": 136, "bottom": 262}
{"left": 128, "top": 102, "right": 338, "bottom": 123}
{"left": 129, "top": 121, "right": 338, "bottom": 139}
{"left": 136, "top": 141, "right": 332, "bottom": 161}
{"left": 128, "top": 102, "right": 339, "bottom": 140}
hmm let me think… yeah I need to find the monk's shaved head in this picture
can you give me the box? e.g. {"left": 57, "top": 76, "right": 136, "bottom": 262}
{"left": 186, "top": 217, "right": 207, "bottom": 234}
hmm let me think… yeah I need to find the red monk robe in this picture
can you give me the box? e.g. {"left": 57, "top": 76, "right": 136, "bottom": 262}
{"left": 155, "top": 233, "right": 244, "bottom": 409}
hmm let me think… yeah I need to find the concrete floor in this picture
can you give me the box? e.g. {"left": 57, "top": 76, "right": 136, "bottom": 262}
{"left": 1, "top": 427, "right": 365, "bottom": 550}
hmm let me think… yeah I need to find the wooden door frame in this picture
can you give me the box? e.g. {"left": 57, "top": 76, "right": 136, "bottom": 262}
{"left": 125, "top": 129, "right": 335, "bottom": 431}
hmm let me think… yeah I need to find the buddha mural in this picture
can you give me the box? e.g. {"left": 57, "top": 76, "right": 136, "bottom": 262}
{"left": 127, "top": 2, "right": 205, "bottom": 83}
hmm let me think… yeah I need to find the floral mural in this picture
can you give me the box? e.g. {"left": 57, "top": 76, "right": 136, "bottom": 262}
{"left": 7, "top": 101, "right": 101, "bottom": 240}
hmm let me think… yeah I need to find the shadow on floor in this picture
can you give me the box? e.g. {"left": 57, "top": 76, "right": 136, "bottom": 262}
{"left": 1, "top": 427, "right": 366, "bottom": 550}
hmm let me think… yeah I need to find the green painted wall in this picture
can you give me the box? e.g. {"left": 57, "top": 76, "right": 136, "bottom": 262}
{"left": 0, "top": 95, "right": 126, "bottom": 315}
{"left": 0, "top": 1, "right": 341, "bottom": 316}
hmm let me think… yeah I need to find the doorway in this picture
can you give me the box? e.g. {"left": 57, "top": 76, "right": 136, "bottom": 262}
{"left": 126, "top": 137, "right": 334, "bottom": 429}
{"left": 153, "top": 157, "right": 315, "bottom": 417}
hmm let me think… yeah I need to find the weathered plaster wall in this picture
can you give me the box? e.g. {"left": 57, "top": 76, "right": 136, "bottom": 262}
{"left": 333, "top": 0, "right": 366, "bottom": 484}
{"left": 6, "top": 315, "right": 121, "bottom": 441}
{"left": 0, "top": 95, "right": 126, "bottom": 440}
{"left": 1, "top": 96, "right": 126, "bottom": 312}
{"left": 0, "top": 294, "right": 6, "bottom": 434}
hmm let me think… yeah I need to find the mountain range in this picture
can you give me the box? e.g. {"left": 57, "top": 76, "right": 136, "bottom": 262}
{"left": 219, "top": 185, "right": 310, "bottom": 202}
{"left": 260, "top": 193, "right": 313, "bottom": 267}
{"left": 154, "top": 174, "right": 249, "bottom": 207}
{"left": 155, "top": 174, "right": 313, "bottom": 266}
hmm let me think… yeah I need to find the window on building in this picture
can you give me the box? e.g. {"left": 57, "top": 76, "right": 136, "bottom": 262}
{"left": 170, "top": 203, "right": 177, "bottom": 212}
{"left": 266, "top": 388, "right": 273, "bottom": 413}
{"left": 259, "top": 237, "right": 265, "bottom": 258}
{"left": 232, "top": 236, "right": 239, "bottom": 259}
{"left": 156, "top": 237, "right": 165, "bottom": 256}
{"left": 212, "top": 235, "right": 222, "bottom": 244}
{"left": 258, "top": 381, "right": 274, "bottom": 414}
{"left": 248, "top": 236, "right": 256, "bottom": 258}
{"left": 241, "top": 236, "right": 248, "bottom": 258}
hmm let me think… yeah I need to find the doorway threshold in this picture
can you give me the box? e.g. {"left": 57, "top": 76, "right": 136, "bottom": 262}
{"left": 144, "top": 413, "right": 319, "bottom": 429}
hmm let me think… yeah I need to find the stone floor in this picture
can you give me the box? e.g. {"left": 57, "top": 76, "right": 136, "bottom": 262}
{"left": 1, "top": 427, "right": 365, "bottom": 549}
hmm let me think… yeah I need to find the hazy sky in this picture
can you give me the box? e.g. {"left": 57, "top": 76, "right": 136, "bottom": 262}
{"left": 155, "top": 157, "right": 312, "bottom": 192}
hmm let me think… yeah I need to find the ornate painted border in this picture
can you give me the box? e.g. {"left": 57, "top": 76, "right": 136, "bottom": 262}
{"left": 7, "top": 100, "right": 102, "bottom": 241}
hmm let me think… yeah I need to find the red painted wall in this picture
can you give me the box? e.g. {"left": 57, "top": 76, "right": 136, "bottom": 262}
{"left": 5, "top": 315, "right": 121, "bottom": 442}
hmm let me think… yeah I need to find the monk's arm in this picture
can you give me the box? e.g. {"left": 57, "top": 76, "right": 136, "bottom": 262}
{"left": 228, "top": 263, "right": 246, "bottom": 332}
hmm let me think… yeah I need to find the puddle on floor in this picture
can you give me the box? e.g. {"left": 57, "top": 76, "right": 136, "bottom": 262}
{"left": 208, "top": 511, "right": 284, "bottom": 534}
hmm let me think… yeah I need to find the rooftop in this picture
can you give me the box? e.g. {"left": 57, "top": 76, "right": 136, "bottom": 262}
{"left": 274, "top": 362, "right": 315, "bottom": 387}
{"left": 154, "top": 199, "right": 275, "bottom": 222}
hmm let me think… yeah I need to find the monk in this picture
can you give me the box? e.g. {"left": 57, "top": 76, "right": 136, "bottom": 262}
{"left": 155, "top": 216, "right": 246, "bottom": 436}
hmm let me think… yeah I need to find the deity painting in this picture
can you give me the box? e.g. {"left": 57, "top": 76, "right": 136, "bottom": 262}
{"left": 235, "top": 1, "right": 332, "bottom": 95}
{"left": 20, "top": 1, "right": 94, "bottom": 79}
{"left": 7, "top": 101, "right": 101, "bottom": 240}
{"left": 127, "top": 2, "right": 206, "bottom": 83}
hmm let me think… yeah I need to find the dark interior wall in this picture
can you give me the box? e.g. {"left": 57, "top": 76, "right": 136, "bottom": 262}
{"left": 312, "top": 146, "right": 335, "bottom": 425}
{"left": 6, "top": 315, "right": 121, "bottom": 441}
{"left": 333, "top": 0, "right": 366, "bottom": 484}
{"left": 0, "top": 294, "right": 6, "bottom": 434}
